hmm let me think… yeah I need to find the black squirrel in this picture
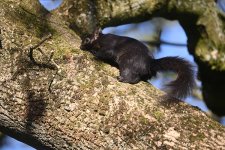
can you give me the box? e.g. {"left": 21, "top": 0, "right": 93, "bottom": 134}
{"left": 80, "top": 28, "right": 195, "bottom": 99}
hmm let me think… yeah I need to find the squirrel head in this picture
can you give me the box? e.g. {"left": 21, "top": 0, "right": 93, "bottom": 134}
{"left": 80, "top": 28, "right": 102, "bottom": 50}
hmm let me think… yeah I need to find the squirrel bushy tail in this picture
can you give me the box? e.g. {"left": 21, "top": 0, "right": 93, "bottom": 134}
{"left": 151, "top": 56, "right": 195, "bottom": 99}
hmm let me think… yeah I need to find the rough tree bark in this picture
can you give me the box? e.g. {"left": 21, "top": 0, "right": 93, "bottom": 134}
{"left": 55, "top": 0, "right": 225, "bottom": 116}
{"left": 0, "top": 0, "right": 225, "bottom": 150}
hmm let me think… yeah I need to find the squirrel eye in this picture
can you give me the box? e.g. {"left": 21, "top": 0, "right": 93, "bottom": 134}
{"left": 85, "top": 38, "right": 91, "bottom": 43}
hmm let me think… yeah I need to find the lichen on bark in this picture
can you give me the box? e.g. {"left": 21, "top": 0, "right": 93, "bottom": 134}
{"left": 0, "top": 0, "right": 225, "bottom": 150}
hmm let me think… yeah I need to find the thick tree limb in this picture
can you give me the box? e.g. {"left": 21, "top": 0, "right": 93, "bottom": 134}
{"left": 55, "top": 0, "right": 225, "bottom": 116}
{"left": 0, "top": 0, "right": 225, "bottom": 150}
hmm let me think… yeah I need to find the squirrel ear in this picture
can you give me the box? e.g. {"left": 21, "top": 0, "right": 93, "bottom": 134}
{"left": 93, "top": 27, "right": 102, "bottom": 40}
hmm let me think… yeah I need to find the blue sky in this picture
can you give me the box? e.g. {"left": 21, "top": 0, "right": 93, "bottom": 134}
{"left": 39, "top": 0, "right": 63, "bottom": 11}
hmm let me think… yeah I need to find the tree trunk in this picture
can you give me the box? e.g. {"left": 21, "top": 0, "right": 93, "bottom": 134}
{"left": 0, "top": 0, "right": 224, "bottom": 149}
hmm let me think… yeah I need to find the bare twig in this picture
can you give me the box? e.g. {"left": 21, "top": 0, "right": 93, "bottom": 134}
{"left": 0, "top": 28, "right": 3, "bottom": 49}
{"left": 142, "top": 40, "right": 187, "bottom": 47}
{"left": 28, "top": 34, "right": 57, "bottom": 70}
{"left": 28, "top": 34, "right": 65, "bottom": 92}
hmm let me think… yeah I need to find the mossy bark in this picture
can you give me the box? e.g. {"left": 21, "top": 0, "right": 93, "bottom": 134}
{"left": 0, "top": 0, "right": 225, "bottom": 150}
{"left": 55, "top": 0, "right": 225, "bottom": 116}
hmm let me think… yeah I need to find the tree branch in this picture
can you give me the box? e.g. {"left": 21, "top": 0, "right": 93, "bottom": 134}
{"left": 0, "top": 0, "right": 225, "bottom": 149}
{"left": 55, "top": 0, "right": 225, "bottom": 116}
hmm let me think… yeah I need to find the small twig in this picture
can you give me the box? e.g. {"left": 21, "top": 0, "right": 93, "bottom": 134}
{"left": 142, "top": 40, "right": 187, "bottom": 47}
{"left": 48, "top": 71, "right": 59, "bottom": 93}
{"left": 0, "top": 28, "right": 3, "bottom": 49}
{"left": 46, "top": 50, "right": 66, "bottom": 93}
{"left": 31, "top": 34, "right": 52, "bottom": 50}
{"left": 48, "top": 77, "right": 55, "bottom": 93}
{"left": 47, "top": 51, "right": 55, "bottom": 63}
{"left": 0, "top": 29, "right": 3, "bottom": 50}
{"left": 29, "top": 34, "right": 57, "bottom": 70}
{"left": 28, "top": 34, "right": 65, "bottom": 93}
{"left": 48, "top": 67, "right": 65, "bottom": 93}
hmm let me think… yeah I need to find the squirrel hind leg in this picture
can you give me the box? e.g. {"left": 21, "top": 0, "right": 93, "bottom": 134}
{"left": 117, "top": 68, "right": 140, "bottom": 84}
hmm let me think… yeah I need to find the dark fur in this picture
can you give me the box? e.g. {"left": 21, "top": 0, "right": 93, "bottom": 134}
{"left": 80, "top": 29, "right": 195, "bottom": 98}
